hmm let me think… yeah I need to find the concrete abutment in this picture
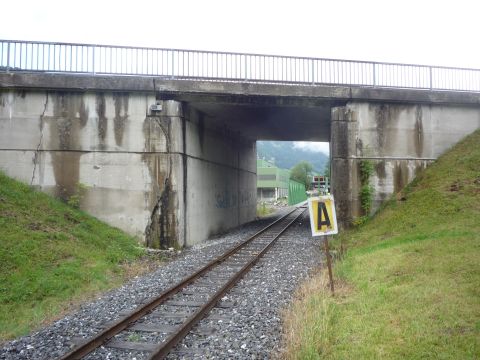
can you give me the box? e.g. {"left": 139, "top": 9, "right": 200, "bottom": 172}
{"left": 0, "top": 90, "right": 256, "bottom": 248}
{"left": 331, "top": 101, "right": 480, "bottom": 226}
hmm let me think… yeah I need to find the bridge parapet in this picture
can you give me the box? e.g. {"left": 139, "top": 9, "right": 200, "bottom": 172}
{"left": 2, "top": 39, "right": 480, "bottom": 92}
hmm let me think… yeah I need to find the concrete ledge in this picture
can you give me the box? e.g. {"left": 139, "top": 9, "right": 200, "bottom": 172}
{"left": 2, "top": 72, "right": 480, "bottom": 106}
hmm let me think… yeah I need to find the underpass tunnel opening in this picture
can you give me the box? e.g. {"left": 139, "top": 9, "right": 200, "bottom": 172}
{"left": 178, "top": 95, "right": 333, "bottom": 246}
{"left": 256, "top": 140, "right": 330, "bottom": 206}
{"left": 183, "top": 99, "right": 333, "bottom": 210}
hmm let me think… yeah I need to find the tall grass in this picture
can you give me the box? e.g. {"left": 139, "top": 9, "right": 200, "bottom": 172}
{"left": 281, "top": 130, "right": 480, "bottom": 359}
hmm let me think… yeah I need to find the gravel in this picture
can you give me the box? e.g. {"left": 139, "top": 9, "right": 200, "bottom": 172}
{"left": 0, "top": 207, "right": 322, "bottom": 360}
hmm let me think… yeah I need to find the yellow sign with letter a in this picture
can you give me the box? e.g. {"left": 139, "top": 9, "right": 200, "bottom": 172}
{"left": 308, "top": 195, "right": 338, "bottom": 236}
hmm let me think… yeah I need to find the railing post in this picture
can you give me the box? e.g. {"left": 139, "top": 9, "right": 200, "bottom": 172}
{"left": 244, "top": 55, "right": 248, "bottom": 81}
{"left": 6, "top": 42, "right": 10, "bottom": 72}
{"left": 429, "top": 66, "right": 433, "bottom": 90}
{"left": 311, "top": 59, "right": 315, "bottom": 84}
{"left": 372, "top": 63, "right": 376, "bottom": 87}
{"left": 92, "top": 45, "right": 96, "bottom": 75}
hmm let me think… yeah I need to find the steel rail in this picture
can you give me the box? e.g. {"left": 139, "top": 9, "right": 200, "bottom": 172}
{"left": 149, "top": 207, "right": 306, "bottom": 359}
{"left": 59, "top": 206, "right": 300, "bottom": 360}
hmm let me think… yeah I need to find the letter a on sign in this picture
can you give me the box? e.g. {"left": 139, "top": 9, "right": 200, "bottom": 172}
{"left": 308, "top": 195, "right": 338, "bottom": 236}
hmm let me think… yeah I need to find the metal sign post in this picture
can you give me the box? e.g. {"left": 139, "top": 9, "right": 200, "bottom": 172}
{"left": 308, "top": 195, "right": 338, "bottom": 295}
{"left": 323, "top": 235, "right": 334, "bottom": 294}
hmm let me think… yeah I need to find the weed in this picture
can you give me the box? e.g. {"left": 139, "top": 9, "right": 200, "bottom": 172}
{"left": 357, "top": 159, "right": 375, "bottom": 219}
{"left": 351, "top": 215, "right": 369, "bottom": 227}
{"left": 359, "top": 159, "right": 374, "bottom": 184}
{"left": 257, "top": 202, "right": 273, "bottom": 217}
{"left": 67, "top": 183, "right": 88, "bottom": 209}
{"left": 359, "top": 184, "right": 374, "bottom": 214}
{"left": 126, "top": 333, "right": 142, "bottom": 342}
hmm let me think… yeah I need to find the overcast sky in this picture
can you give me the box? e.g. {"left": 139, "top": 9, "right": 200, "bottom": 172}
{"left": 2, "top": 0, "right": 477, "bottom": 154}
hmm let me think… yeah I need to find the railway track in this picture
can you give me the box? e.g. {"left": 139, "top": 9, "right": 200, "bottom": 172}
{"left": 59, "top": 206, "right": 306, "bottom": 360}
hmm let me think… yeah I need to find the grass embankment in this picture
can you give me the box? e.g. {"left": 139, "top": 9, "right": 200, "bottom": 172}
{"left": 0, "top": 173, "right": 150, "bottom": 341}
{"left": 283, "top": 130, "right": 480, "bottom": 359}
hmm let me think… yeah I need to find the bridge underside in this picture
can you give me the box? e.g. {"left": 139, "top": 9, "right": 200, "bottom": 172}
{"left": 185, "top": 100, "right": 332, "bottom": 141}
{"left": 1, "top": 73, "right": 480, "bottom": 247}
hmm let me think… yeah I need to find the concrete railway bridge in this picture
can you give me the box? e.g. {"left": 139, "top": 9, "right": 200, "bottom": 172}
{"left": 1, "top": 40, "right": 479, "bottom": 248}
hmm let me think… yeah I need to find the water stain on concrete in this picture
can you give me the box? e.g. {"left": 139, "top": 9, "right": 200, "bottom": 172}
{"left": 50, "top": 152, "right": 82, "bottom": 201}
{"left": 113, "top": 93, "right": 129, "bottom": 147}
{"left": 393, "top": 161, "right": 409, "bottom": 194}
{"left": 47, "top": 92, "right": 84, "bottom": 201}
{"left": 414, "top": 161, "right": 427, "bottom": 176}
{"left": 79, "top": 98, "right": 88, "bottom": 128}
{"left": 356, "top": 137, "right": 364, "bottom": 156}
{"left": 414, "top": 105, "right": 424, "bottom": 157}
{"left": 96, "top": 94, "right": 108, "bottom": 149}
{"left": 374, "top": 104, "right": 390, "bottom": 155}
{"left": 373, "top": 104, "right": 407, "bottom": 156}
{"left": 375, "top": 160, "right": 387, "bottom": 179}
{"left": 144, "top": 161, "right": 177, "bottom": 249}
{"left": 143, "top": 115, "right": 169, "bottom": 153}
{"left": 143, "top": 115, "right": 178, "bottom": 249}
{"left": 50, "top": 93, "right": 84, "bottom": 150}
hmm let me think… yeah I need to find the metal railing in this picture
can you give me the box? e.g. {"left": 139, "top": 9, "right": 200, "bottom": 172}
{"left": 1, "top": 39, "right": 480, "bottom": 92}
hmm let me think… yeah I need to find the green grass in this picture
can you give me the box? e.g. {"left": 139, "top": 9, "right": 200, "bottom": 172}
{"left": 283, "top": 130, "right": 480, "bottom": 359}
{"left": 0, "top": 173, "right": 145, "bottom": 340}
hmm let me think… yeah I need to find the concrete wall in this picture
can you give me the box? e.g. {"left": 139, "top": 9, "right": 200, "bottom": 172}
{"left": 331, "top": 101, "right": 480, "bottom": 224}
{"left": 0, "top": 90, "right": 257, "bottom": 248}
{"left": 184, "top": 106, "right": 257, "bottom": 245}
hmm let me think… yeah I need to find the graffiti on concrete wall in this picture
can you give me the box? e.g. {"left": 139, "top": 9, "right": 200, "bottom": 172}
{"left": 239, "top": 189, "right": 255, "bottom": 206}
{"left": 215, "top": 187, "right": 256, "bottom": 209}
{"left": 215, "top": 187, "right": 237, "bottom": 209}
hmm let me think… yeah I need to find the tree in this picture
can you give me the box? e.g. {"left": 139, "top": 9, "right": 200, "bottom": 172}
{"left": 290, "top": 161, "right": 314, "bottom": 190}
